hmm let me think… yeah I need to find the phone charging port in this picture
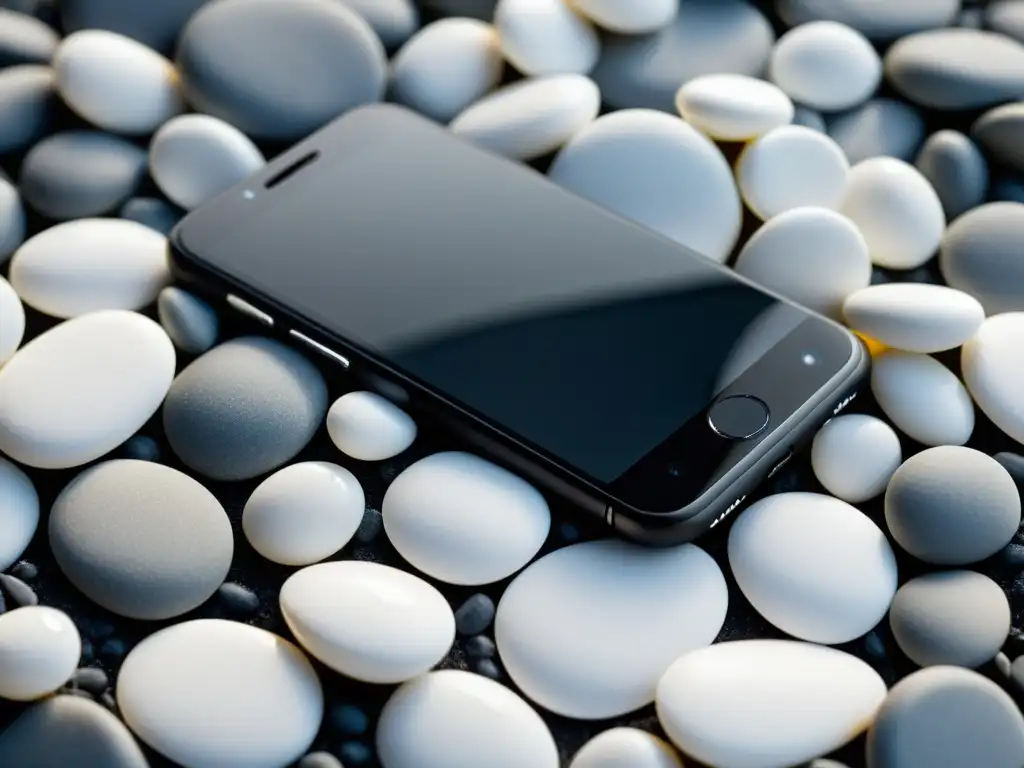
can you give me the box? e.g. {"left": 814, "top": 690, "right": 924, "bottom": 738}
{"left": 767, "top": 450, "right": 794, "bottom": 479}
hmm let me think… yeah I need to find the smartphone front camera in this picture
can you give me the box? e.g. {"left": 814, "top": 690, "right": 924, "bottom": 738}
{"left": 667, "top": 462, "right": 686, "bottom": 479}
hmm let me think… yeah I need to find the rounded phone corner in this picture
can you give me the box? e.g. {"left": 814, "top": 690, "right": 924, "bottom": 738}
{"left": 608, "top": 498, "right": 718, "bottom": 547}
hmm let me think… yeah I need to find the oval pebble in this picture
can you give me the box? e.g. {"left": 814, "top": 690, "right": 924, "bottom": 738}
{"left": 656, "top": 640, "right": 887, "bottom": 768}
{"left": 675, "top": 74, "right": 793, "bottom": 142}
{"left": 914, "top": 130, "right": 989, "bottom": 220}
{"left": 58, "top": 0, "right": 208, "bottom": 54}
{"left": 0, "top": 457, "right": 37, "bottom": 573}
{"left": 569, "top": 728, "right": 682, "bottom": 768}
{"left": 120, "top": 196, "right": 182, "bottom": 236}
{"left": 243, "top": 461, "right": 365, "bottom": 566}
{"left": 811, "top": 414, "right": 902, "bottom": 503}
{"left": 827, "top": 98, "right": 926, "bottom": 164}
{"left": 9, "top": 218, "right": 170, "bottom": 319}
{"left": 53, "top": 30, "right": 183, "bottom": 135}
{"left": 0, "top": 606, "right": 80, "bottom": 700}
{"left": 18, "top": 131, "right": 146, "bottom": 220}
{"left": 962, "top": 312, "right": 1024, "bottom": 444}
{"left": 451, "top": 74, "right": 600, "bottom": 161}
{"left": 0, "top": 176, "right": 26, "bottom": 262}
{"left": 389, "top": 18, "right": 504, "bottom": 123}
{"left": 0, "top": 310, "right": 175, "bottom": 469}
{"left": 733, "top": 207, "right": 870, "bottom": 319}
{"left": 163, "top": 336, "right": 328, "bottom": 482}
{"left": 0, "top": 274, "right": 25, "bottom": 364}
{"left": 494, "top": 0, "right": 599, "bottom": 76}
{"left": 940, "top": 202, "right": 1024, "bottom": 314}
{"left": 548, "top": 109, "right": 741, "bottom": 262}
{"left": 972, "top": 101, "right": 1024, "bottom": 175}
{"left": 840, "top": 156, "right": 945, "bottom": 270}
{"left": 117, "top": 620, "right": 323, "bottom": 768}
{"left": 867, "top": 666, "right": 1024, "bottom": 768}
{"left": 778, "top": 0, "right": 961, "bottom": 41}
{"left": 0, "top": 64, "right": 55, "bottom": 155}
{"left": 0, "top": 7, "right": 57, "bottom": 66}
{"left": 157, "top": 286, "right": 218, "bottom": 355}
{"left": 383, "top": 452, "right": 550, "bottom": 585}
{"left": 176, "top": 0, "right": 387, "bottom": 142}
{"left": 338, "top": 0, "right": 419, "bottom": 50}
{"left": 326, "top": 391, "right": 417, "bottom": 461}
{"left": 889, "top": 570, "right": 1011, "bottom": 668}
{"left": 376, "top": 670, "right": 558, "bottom": 768}
{"left": 281, "top": 561, "right": 454, "bottom": 683}
{"left": 149, "top": 114, "right": 265, "bottom": 211}
{"left": 988, "top": 1, "right": 1024, "bottom": 44}
{"left": 572, "top": 0, "right": 677, "bottom": 34}
{"left": 886, "top": 445, "right": 1021, "bottom": 565}
{"left": 495, "top": 539, "right": 727, "bottom": 719}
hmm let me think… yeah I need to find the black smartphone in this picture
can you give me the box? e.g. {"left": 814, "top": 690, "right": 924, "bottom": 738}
{"left": 169, "top": 103, "right": 869, "bottom": 546}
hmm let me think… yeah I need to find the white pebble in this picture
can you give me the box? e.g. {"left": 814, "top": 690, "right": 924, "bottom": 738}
{"left": 326, "top": 391, "right": 417, "bottom": 461}
{"left": 450, "top": 74, "right": 601, "bottom": 161}
{"left": 872, "top": 350, "right": 975, "bottom": 446}
{"left": 0, "top": 457, "right": 38, "bottom": 573}
{"left": 569, "top": 728, "right": 683, "bottom": 768}
{"left": 389, "top": 18, "right": 504, "bottom": 123}
{"left": 9, "top": 219, "right": 170, "bottom": 319}
{"left": 0, "top": 275, "right": 25, "bottom": 364}
{"left": 495, "top": 539, "right": 727, "bottom": 719}
{"left": 675, "top": 74, "right": 794, "bottom": 141}
{"left": 733, "top": 207, "right": 870, "bottom": 319}
{"left": 382, "top": 452, "right": 550, "bottom": 585}
{"left": 962, "top": 312, "right": 1024, "bottom": 445}
{"left": 811, "top": 414, "right": 902, "bottom": 503}
{"left": 0, "top": 176, "right": 26, "bottom": 262}
{"left": 494, "top": 0, "right": 600, "bottom": 76}
{"left": 840, "top": 157, "right": 946, "bottom": 270}
{"left": 53, "top": 30, "right": 183, "bottom": 135}
{"left": 572, "top": 0, "right": 678, "bottom": 34}
{"left": 280, "top": 561, "right": 455, "bottom": 683}
{"left": 243, "top": 461, "right": 365, "bottom": 566}
{"left": 0, "top": 607, "right": 80, "bottom": 701}
{"left": 376, "top": 670, "right": 559, "bottom": 768}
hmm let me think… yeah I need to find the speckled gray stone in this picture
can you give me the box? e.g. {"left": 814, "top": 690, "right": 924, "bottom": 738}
{"left": 940, "top": 202, "right": 1024, "bottom": 314}
{"left": 995, "top": 452, "right": 1024, "bottom": 490}
{"left": 339, "top": 0, "right": 418, "bottom": 50}
{"left": 778, "top": 0, "right": 960, "bottom": 40}
{"left": 988, "top": 1, "right": 1024, "bottom": 44}
{"left": 119, "top": 197, "right": 182, "bottom": 236}
{"left": 0, "top": 8, "right": 58, "bottom": 66}
{"left": 0, "top": 694, "right": 149, "bottom": 768}
{"left": 915, "top": 130, "right": 989, "bottom": 220}
{"left": 591, "top": 0, "right": 775, "bottom": 113}
{"left": 454, "top": 593, "right": 496, "bottom": 636}
{"left": 885, "top": 446, "right": 1022, "bottom": 565}
{"left": 0, "top": 64, "right": 56, "bottom": 155}
{"left": 972, "top": 101, "right": 1024, "bottom": 174}
{"left": 58, "top": 0, "right": 209, "bottom": 53}
{"left": 18, "top": 131, "right": 146, "bottom": 221}
{"left": 163, "top": 336, "right": 328, "bottom": 481}
{"left": 792, "top": 105, "right": 826, "bottom": 132}
{"left": 421, "top": 0, "right": 496, "bottom": 20}
{"left": 157, "top": 286, "right": 218, "bottom": 355}
{"left": 866, "top": 666, "right": 1024, "bottom": 768}
{"left": 176, "top": 0, "right": 387, "bottom": 141}
{"left": 49, "top": 459, "right": 233, "bottom": 620}
{"left": 991, "top": 174, "right": 1024, "bottom": 203}
{"left": 827, "top": 98, "right": 926, "bottom": 164}
{"left": 0, "top": 175, "right": 26, "bottom": 263}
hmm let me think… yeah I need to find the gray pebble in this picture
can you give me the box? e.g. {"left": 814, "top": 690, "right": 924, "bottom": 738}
{"left": 995, "top": 452, "right": 1024, "bottom": 490}
{"left": 9, "top": 560, "right": 36, "bottom": 581}
{"left": 885, "top": 446, "right": 1022, "bottom": 565}
{"left": 464, "top": 634, "right": 496, "bottom": 659}
{"left": 972, "top": 101, "right": 1024, "bottom": 175}
{"left": 71, "top": 666, "right": 110, "bottom": 695}
{"left": 118, "top": 434, "right": 161, "bottom": 462}
{"left": 474, "top": 658, "right": 502, "bottom": 680}
{"left": 216, "top": 581, "right": 260, "bottom": 615}
{"left": 58, "top": 0, "right": 209, "bottom": 54}
{"left": 792, "top": 105, "right": 827, "bottom": 133}
{"left": 996, "top": 651, "right": 1013, "bottom": 678}
{"left": 18, "top": 131, "right": 147, "bottom": 221}
{"left": 0, "top": 587, "right": 5, "bottom": 615}
{"left": 863, "top": 629, "right": 888, "bottom": 661}
{"left": 0, "top": 8, "right": 57, "bottom": 66}
{"left": 1013, "top": 655, "right": 1024, "bottom": 692}
{"left": 64, "top": 687, "right": 95, "bottom": 700}
{"left": 996, "top": 542, "right": 1024, "bottom": 574}
{"left": 591, "top": 0, "right": 775, "bottom": 113}
{"left": 988, "top": 1, "right": 1024, "bottom": 44}
{"left": 163, "top": 336, "right": 328, "bottom": 481}
{"left": 885, "top": 29, "right": 1024, "bottom": 110}
{"left": 940, "top": 201, "right": 1024, "bottom": 314}
{"left": 778, "top": 0, "right": 960, "bottom": 40}
{"left": 176, "top": 0, "right": 387, "bottom": 141}
{"left": 353, "top": 506, "right": 382, "bottom": 543}
{"left": 157, "top": 286, "right": 219, "bottom": 355}
{"left": 991, "top": 174, "right": 1024, "bottom": 203}
{"left": 99, "top": 637, "right": 125, "bottom": 658}
{"left": 958, "top": 7, "right": 986, "bottom": 29}
{"left": 49, "top": 459, "right": 234, "bottom": 620}
{"left": 120, "top": 197, "right": 182, "bottom": 236}
{"left": 0, "top": 572, "right": 38, "bottom": 606}
{"left": 454, "top": 593, "right": 496, "bottom": 635}
{"left": 0, "top": 174, "right": 26, "bottom": 263}
{"left": 915, "top": 130, "right": 989, "bottom": 220}
{"left": 827, "top": 98, "right": 926, "bottom": 164}
{"left": 338, "top": 741, "right": 371, "bottom": 766}
{"left": 330, "top": 703, "right": 369, "bottom": 736}
{"left": 299, "top": 753, "right": 345, "bottom": 768}
{"left": 867, "top": 666, "right": 1024, "bottom": 768}
{"left": 0, "top": 64, "right": 56, "bottom": 155}
{"left": 421, "top": 0, "right": 496, "bottom": 20}
{"left": 338, "top": 0, "right": 418, "bottom": 50}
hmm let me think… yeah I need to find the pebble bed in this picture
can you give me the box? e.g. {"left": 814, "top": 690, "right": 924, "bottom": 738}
{"left": 1, "top": 1, "right": 1023, "bottom": 767}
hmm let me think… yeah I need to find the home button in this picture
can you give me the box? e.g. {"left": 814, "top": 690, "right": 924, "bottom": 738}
{"left": 708, "top": 395, "right": 770, "bottom": 440}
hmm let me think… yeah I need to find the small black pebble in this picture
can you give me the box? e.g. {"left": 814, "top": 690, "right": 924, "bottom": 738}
{"left": 558, "top": 523, "right": 580, "bottom": 543}
{"left": 475, "top": 658, "right": 502, "bottom": 680}
{"left": 995, "top": 542, "right": 1024, "bottom": 575}
{"left": 299, "top": 752, "right": 345, "bottom": 768}
{"left": 0, "top": 586, "right": 6, "bottom": 616}
{"left": 84, "top": 619, "right": 115, "bottom": 640}
{"left": 119, "top": 434, "right": 161, "bottom": 462}
{"left": 354, "top": 508, "right": 383, "bottom": 544}
{"left": 338, "top": 741, "right": 371, "bottom": 766}
{"left": 464, "top": 634, "right": 496, "bottom": 660}
{"left": 217, "top": 582, "right": 260, "bottom": 615}
{"left": 870, "top": 268, "right": 891, "bottom": 285}
{"left": 330, "top": 704, "right": 369, "bottom": 736}
{"left": 994, "top": 453, "right": 1024, "bottom": 492}
{"left": 100, "top": 691, "right": 117, "bottom": 713}
{"left": 100, "top": 638, "right": 126, "bottom": 658}
{"left": 0, "top": 573, "right": 38, "bottom": 607}
{"left": 71, "top": 667, "right": 109, "bottom": 695}
{"left": 80, "top": 640, "right": 94, "bottom": 662}
{"left": 863, "top": 630, "right": 887, "bottom": 660}
{"left": 454, "top": 593, "right": 496, "bottom": 636}
{"left": 10, "top": 561, "right": 38, "bottom": 581}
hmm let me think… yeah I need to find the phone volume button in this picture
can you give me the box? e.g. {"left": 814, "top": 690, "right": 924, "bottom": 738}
{"left": 226, "top": 294, "right": 274, "bottom": 326}
{"left": 288, "top": 329, "right": 350, "bottom": 369}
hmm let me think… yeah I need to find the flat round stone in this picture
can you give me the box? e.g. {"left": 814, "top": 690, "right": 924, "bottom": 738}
{"left": 548, "top": 109, "right": 741, "bottom": 262}
{"left": 0, "top": 7, "right": 58, "bottom": 66}
{"left": 972, "top": 101, "right": 1024, "bottom": 175}
{"left": 940, "top": 202, "right": 1024, "bottom": 314}
{"left": 675, "top": 73, "right": 792, "bottom": 142}
{"left": 827, "top": 98, "right": 926, "bottom": 164}
{"left": 572, "top": 0, "right": 677, "bottom": 34}
{"left": 494, "top": 0, "right": 600, "bottom": 76}
{"left": 495, "top": 539, "right": 727, "bottom": 719}
{"left": 49, "top": 459, "right": 233, "bottom": 620}
{"left": 915, "top": 130, "right": 989, "bottom": 220}
{"left": 0, "top": 65, "right": 56, "bottom": 155}
{"left": 961, "top": 312, "right": 1024, "bottom": 444}
{"left": 0, "top": 456, "right": 37, "bottom": 572}
{"left": 163, "top": 336, "right": 328, "bottom": 481}
{"left": 778, "top": 0, "right": 961, "bottom": 41}
{"left": 0, "top": 274, "right": 24, "bottom": 364}
{"left": 0, "top": 606, "right": 80, "bottom": 700}
{"left": 58, "top": 0, "right": 209, "bottom": 53}
{"left": 117, "top": 619, "right": 323, "bottom": 768}
{"left": 326, "top": 391, "right": 417, "bottom": 461}
{"left": 988, "top": 1, "right": 1024, "bottom": 44}
{"left": 337, "top": 0, "right": 419, "bottom": 50}
{"left": 176, "top": 0, "right": 387, "bottom": 141}
{"left": 157, "top": 285, "right": 219, "bottom": 355}
{"left": 811, "top": 414, "right": 902, "bottom": 503}
{"left": 120, "top": 196, "right": 182, "bottom": 236}
{"left": 0, "top": 310, "right": 176, "bottom": 469}
{"left": 569, "top": 728, "right": 683, "bottom": 768}
{"left": 0, "top": 176, "right": 26, "bottom": 262}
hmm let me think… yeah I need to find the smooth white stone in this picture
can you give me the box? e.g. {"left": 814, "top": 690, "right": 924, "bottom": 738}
{"left": 117, "top": 620, "right": 323, "bottom": 768}
{"left": 495, "top": 539, "right": 728, "bottom": 719}
{"left": 572, "top": 0, "right": 678, "bottom": 34}
{"left": 962, "top": 312, "right": 1024, "bottom": 445}
{"left": 872, "top": 350, "right": 975, "bottom": 446}
{"left": 569, "top": 728, "right": 682, "bottom": 768}
{"left": 548, "top": 109, "right": 741, "bottom": 262}
{"left": 280, "top": 561, "right": 455, "bottom": 684}
{"left": 389, "top": 18, "right": 504, "bottom": 123}
{"left": 0, "top": 457, "right": 38, "bottom": 573}
{"left": 843, "top": 283, "right": 985, "bottom": 353}
{"left": 0, "top": 607, "right": 81, "bottom": 701}
{"left": 376, "top": 670, "right": 559, "bottom": 768}
{"left": 149, "top": 114, "right": 265, "bottom": 210}
{"left": 494, "top": 0, "right": 600, "bottom": 76}
{"left": 733, "top": 207, "right": 870, "bottom": 319}
{"left": 9, "top": 219, "right": 170, "bottom": 319}
{"left": 450, "top": 74, "right": 601, "bottom": 160}
{"left": 383, "top": 452, "right": 550, "bottom": 584}
{"left": 729, "top": 492, "right": 897, "bottom": 644}
{"left": 811, "top": 414, "right": 902, "bottom": 503}
{"left": 327, "top": 391, "right": 417, "bottom": 462}
{"left": 656, "top": 640, "right": 887, "bottom": 768}
{"left": 242, "top": 461, "right": 365, "bottom": 566}
{"left": 840, "top": 157, "right": 946, "bottom": 270}
{"left": 736, "top": 125, "right": 849, "bottom": 219}
{"left": 0, "top": 275, "right": 24, "bottom": 364}
{"left": 675, "top": 74, "right": 794, "bottom": 141}
{"left": 769, "top": 21, "right": 882, "bottom": 111}
{"left": 53, "top": 30, "right": 183, "bottom": 135}
{"left": 0, "top": 310, "right": 175, "bottom": 469}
